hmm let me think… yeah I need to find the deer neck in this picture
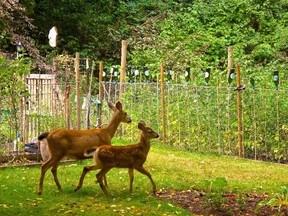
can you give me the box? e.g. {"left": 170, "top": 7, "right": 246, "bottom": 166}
{"left": 139, "top": 134, "right": 151, "bottom": 154}
{"left": 104, "top": 111, "right": 121, "bottom": 138}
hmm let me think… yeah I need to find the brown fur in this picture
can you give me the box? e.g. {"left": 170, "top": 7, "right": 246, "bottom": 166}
{"left": 37, "top": 101, "right": 131, "bottom": 195}
{"left": 74, "top": 121, "right": 159, "bottom": 194}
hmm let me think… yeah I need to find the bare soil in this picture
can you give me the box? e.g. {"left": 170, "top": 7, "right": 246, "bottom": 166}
{"left": 156, "top": 189, "right": 288, "bottom": 216}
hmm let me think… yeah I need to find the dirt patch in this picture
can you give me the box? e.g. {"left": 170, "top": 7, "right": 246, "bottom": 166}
{"left": 156, "top": 189, "right": 288, "bottom": 215}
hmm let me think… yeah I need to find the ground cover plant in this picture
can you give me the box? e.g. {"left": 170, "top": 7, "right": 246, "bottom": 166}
{"left": 0, "top": 139, "right": 287, "bottom": 215}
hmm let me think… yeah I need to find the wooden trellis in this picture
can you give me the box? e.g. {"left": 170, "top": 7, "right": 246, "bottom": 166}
{"left": 21, "top": 74, "right": 63, "bottom": 143}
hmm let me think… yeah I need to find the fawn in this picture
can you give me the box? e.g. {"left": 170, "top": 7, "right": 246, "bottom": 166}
{"left": 74, "top": 120, "right": 159, "bottom": 194}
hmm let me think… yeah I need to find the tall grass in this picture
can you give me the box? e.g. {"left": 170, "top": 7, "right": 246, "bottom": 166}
{"left": 0, "top": 140, "right": 288, "bottom": 215}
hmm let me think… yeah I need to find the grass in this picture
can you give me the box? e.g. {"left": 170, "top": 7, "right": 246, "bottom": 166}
{"left": 0, "top": 139, "right": 288, "bottom": 215}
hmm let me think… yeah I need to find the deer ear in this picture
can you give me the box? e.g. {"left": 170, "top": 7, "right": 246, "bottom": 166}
{"left": 115, "top": 101, "right": 122, "bottom": 110}
{"left": 107, "top": 101, "right": 116, "bottom": 111}
{"left": 138, "top": 120, "right": 146, "bottom": 130}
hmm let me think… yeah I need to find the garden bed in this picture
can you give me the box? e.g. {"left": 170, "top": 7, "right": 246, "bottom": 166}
{"left": 156, "top": 189, "right": 288, "bottom": 216}
{"left": 0, "top": 152, "right": 76, "bottom": 168}
{"left": 0, "top": 152, "right": 42, "bottom": 164}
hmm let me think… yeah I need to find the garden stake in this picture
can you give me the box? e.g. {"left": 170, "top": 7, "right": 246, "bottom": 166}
{"left": 236, "top": 65, "right": 243, "bottom": 158}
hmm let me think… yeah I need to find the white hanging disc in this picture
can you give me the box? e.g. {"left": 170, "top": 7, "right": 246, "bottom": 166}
{"left": 48, "top": 26, "right": 58, "bottom": 47}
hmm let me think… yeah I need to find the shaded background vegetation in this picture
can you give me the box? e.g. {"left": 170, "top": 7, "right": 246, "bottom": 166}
{"left": 1, "top": 0, "right": 287, "bottom": 71}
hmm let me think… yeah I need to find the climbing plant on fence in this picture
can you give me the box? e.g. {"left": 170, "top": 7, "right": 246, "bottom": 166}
{"left": 241, "top": 89, "right": 288, "bottom": 161}
{"left": 120, "top": 83, "right": 288, "bottom": 162}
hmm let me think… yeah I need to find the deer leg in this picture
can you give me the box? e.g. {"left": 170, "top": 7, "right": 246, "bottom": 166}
{"left": 75, "top": 164, "right": 101, "bottom": 191}
{"left": 135, "top": 166, "right": 156, "bottom": 194}
{"left": 96, "top": 168, "right": 111, "bottom": 195}
{"left": 38, "top": 157, "right": 61, "bottom": 195}
{"left": 51, "top": 163, "right": 61, "bottom": 191}
{"left": 128, "top": 168, "right": 134, "bottom": 192}
{"left": 103, "top": 174, "right": 108, "bottom": 188}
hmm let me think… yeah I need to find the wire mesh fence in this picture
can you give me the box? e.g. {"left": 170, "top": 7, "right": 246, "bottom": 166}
{"left": 1, "top": 59, "right": 287, "bottom": 163}
{"left": 119, "top": 83, "right": 288, "bottom": 163}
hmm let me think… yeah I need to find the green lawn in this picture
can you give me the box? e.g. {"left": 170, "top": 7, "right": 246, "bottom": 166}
{"left": 0, "top": 140, "right": 287, "bottom": 215}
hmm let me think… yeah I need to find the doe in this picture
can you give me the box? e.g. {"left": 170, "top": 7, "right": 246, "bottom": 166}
{"left": 37, "top": 101, "right": 131, "bottom": 194}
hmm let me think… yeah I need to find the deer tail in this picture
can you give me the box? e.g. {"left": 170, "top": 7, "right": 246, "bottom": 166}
{"left": 84, "top": 147, "right": 97, "bottom": 157}
{"left": 38, "top": 132, "right": 49, "bottom": 141}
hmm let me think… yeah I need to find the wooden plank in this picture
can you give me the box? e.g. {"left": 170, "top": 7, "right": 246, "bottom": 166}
{"left": 26, "top": 74, "right": 53, "bottom": 79}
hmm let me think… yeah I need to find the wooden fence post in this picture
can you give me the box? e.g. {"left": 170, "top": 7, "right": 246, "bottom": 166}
{"left": 227, "top": 46, "right": 233, "bottom": 78}
{"left": 52, "top": 58, "right": 59, "bottom": 119}
{"left": 85, "top": 60, "right": 94, "bottom": 129}
{"left": 75, "top": 52, "right": 81, "bottom": 130}
{"left": 65, "top": 85, "right": 71, "bottom": 129}
{"left": 236, "top": 65, "right": 243, "bottom": 158}
{"left": 119, "top": 40, "right": 127, "bottom": 99}
{"left": 98, "top": 61, "right": 103, "bottom": 127}
{"left": 64, "top": 55, "right": 71, "bottom": 129}
{"left": 227, "top": 46, "right": 233, "bottom": 152}
{"left": 20, "top": 76, "right": 27, "bottom": 143}
{"left": 160, "top": 63, "right": 166, "bottom": 144}
{"left": 86, "top": 57, "right": 89, "bottom": 93}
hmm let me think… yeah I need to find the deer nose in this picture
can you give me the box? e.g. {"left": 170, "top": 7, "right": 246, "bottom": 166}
{"left": 127, "top": 117, "right": 132, "bottom": 123}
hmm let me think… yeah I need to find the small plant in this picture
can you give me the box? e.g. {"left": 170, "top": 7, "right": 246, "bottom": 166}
{"left": 231, "top": 188, "right": 247, "bottom": 211}
{"left": 258, "top": 186, "right": 288, "bottom": 214}
{"left": 204, "top": 177, "right": 229, "bottom": 210}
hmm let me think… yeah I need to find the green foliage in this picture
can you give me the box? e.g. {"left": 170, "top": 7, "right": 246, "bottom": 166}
{"left": 258, "top": 186, "right": 288, "bottom": 213}
{"left": 2, "top": 0, "right": 288, "bottom": 81}
{"left": 2, "top": 0, "right": 288, "bottom": 75}
{"left": 0, "top": 57, "right": 31, "bottom": 149}
{"left": 204, "top": 177, "right": 229, "bottom": 210}
{"left": 31, "top": 0, "right": 168, "bottom": 63}
{"left": 129, "top": 0, "right": 288, "bottom": 83}
{"left": 0, "top": 32, "right": 13, "bottom": 52}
